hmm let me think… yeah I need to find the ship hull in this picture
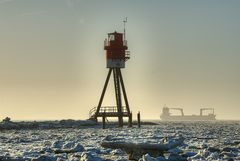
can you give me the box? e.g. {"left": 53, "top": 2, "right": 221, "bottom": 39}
{"left": 160, "top": 115, "right": 216, "bottom": 121}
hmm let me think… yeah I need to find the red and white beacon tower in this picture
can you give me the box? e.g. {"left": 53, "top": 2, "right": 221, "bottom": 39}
{"left": 89, "top": 19, "right": 132, "bottom": 127}
{"left": 105, "top": 31, "right": 129, "bottom": 68}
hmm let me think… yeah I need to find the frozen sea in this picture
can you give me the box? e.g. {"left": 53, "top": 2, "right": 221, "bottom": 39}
{"left": 0, "top": 121, "right": 239, "bottom": 161}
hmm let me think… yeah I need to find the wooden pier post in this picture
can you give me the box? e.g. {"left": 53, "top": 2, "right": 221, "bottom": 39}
{"left": 102, "top": 111, "right": 106, "bottom": 129}
{"left": 128, "top": 112, "right": 132, "bottom": 127}
{"left": 137, "top": 111, "right": 141, "bottom": 128}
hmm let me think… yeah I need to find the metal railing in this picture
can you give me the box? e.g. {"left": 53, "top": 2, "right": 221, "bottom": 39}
{"left": 89, "top": 106, "right": 128, "bottom": 118}
{"left": 89, "top": 107, "right": 97, "bottom": 118}
{"left": 125, "top": 51, "right": 130, "bottom": 60}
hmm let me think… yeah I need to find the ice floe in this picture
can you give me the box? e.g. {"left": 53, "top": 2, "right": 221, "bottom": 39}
{"left": 0, "top": 121, "right": 239, "bottom": 161}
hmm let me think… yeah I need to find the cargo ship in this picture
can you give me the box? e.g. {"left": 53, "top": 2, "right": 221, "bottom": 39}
{"left": 160, "top": 106, "right": 216, "bottom": 121}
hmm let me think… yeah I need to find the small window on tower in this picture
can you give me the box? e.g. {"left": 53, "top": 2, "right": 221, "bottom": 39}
{"left": 109, "top": 34, "right": 115, "bottom": 41}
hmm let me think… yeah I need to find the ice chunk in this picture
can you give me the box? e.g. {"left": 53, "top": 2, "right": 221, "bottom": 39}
{"left": 182, "top": 151, "right": 197, "bottom": 157}
{"left": 72, "top": 143, "right": 84, "bottom": 152}
{"left": 80, "top": 152, "right": 103, "bottom": 161}
{"left": 62, "top": 141, "right": 76, "bottom": 149}
{"left": 168, "top": 153, "right": 186, "bottom": 161}
{"left": 142, "top": 154, "right": 155, "bottom": 161}
{"left": 51, "top": 141, "right": 64, "bottom": 149}
{"left": 167, "top": 148, "right": 183, "bottom": 154}
{"left": 206, "top": 152, "right": 219, "bottom": 160}
{"left": 110, "top": 149, "right": 125, "bottom": 155}
{"left": 44, "top": 140, "right": 52, "bottom": 147}
{"left": 31, "top": 155, "right": 56, "bottom": 161}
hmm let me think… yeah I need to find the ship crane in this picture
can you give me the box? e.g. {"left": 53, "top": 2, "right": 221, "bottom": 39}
{"left": 169, "top": 108, "right": 184, "bottom": 116}
{"left": 200, "top": 108, "right": 214, "bottom": 116}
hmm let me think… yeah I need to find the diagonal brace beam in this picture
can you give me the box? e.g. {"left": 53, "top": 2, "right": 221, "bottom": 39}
{"left": 95, "top": 68, "right": 112, "bottom": 118}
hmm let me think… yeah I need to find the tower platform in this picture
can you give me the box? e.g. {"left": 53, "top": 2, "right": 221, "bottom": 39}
{"left": 89, "top": 106, "right": 130, "bottom": 119}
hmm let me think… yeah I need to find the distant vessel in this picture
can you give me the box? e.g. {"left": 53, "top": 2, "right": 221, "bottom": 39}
{"left": 160, "top": 106, "right": 216, "bottom": 121}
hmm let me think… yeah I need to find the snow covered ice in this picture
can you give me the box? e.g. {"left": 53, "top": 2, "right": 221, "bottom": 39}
{"left": 0, "top": 121, "right": 239, "bottom": 161}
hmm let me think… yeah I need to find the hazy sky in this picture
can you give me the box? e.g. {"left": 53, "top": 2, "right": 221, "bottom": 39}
{"left": 0, "top": 0, "right": 239, "bottom": 120}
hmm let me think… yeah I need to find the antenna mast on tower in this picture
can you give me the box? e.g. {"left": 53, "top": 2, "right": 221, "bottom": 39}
{"left": 123, "top": 17, "right": 127, "bottom": 40}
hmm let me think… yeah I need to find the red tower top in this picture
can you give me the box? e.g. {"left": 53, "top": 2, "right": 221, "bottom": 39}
{"left": 104, "top": 31, "right": 130, "bottom": 68}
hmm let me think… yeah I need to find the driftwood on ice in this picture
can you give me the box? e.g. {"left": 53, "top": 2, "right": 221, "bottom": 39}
{"left": 101, "top": 137, "right": 184, "bottom": 160}
{"left": 101, "top": 138, "right": 184, "bottom": 151}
